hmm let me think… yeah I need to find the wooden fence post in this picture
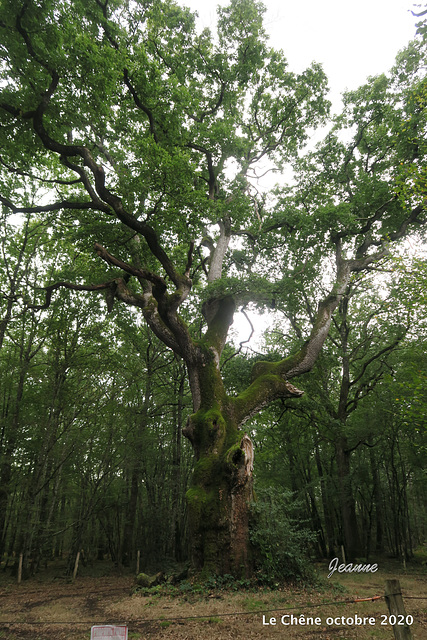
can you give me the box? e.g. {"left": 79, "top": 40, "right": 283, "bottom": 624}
{"left": 17, "top": 553, "right": 23, "bottom": 584}
{"left": 136, "top": 549, "right": 140, "bottom": 576}
{"left": 72, "top": 550, "right": 80, "bottom": 581}
{"left": 384, "top": 579, "right": 413, "bottom": 640}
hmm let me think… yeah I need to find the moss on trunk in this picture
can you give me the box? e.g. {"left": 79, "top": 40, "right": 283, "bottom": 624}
{"left": 184, "top": 353, "right": 254, "bottom": 577}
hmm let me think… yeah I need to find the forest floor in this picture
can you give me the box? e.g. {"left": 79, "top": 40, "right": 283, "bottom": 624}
{"left": 0, "top": 559, "right": 426, "bottom": 639}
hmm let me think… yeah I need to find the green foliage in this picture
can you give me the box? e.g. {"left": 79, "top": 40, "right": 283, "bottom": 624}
{"left": 1, "top": 0, "right": 426, "bottom": 579}
{"left": 278, "top": 36, "right": 427, "bottom": 257}
{"left": 0, "top": 0, "right": 331, "bottom": 269}
{"left": 250, "top": 488, "right": 316, "bottom": 584}
{"left": 134, "top": 573, "right": 253, "bottom": 597}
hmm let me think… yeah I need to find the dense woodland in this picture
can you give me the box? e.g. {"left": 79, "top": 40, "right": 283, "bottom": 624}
{"left": 0, "top": 0, "right": 426, "bottom": 580}
{"left": 1, "top": 224, "right": 427, "bottom": 580}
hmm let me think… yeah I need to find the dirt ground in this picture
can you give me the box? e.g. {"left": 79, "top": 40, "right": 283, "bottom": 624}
{"left": 0, "top": 560, "right": 426, "bottom": 639}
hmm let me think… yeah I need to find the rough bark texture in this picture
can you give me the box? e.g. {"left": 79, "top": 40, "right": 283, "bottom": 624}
{"left": 184, "top": 412, "right": 254, "bottom": 575}
{"left": 182, "top": 337, "right": 255, "bottom": 576}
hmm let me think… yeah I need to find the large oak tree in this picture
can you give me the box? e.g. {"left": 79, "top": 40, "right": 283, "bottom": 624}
{"left": 1, "top": 0, "right": 425, "bottom": 575}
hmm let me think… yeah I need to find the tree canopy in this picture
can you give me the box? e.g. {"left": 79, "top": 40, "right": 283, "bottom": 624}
{"left": 1, "top": 0, "right": 426, "bottom": 576}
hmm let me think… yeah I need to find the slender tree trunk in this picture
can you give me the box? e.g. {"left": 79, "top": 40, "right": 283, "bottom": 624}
{"left": 121, "top": 351, "right": 153, "bottom": 566}
{"left": 335, "top": 436, "right": 361, "bottom": 561}
{"left": 171, "top": 361, "right": 186, "bottom": 562}
{"left": 315, "top": 446, "right": 336, "bottom": 557}
{"left": 333, "top": 302, "right": 361, "bottom": 561}
{"left": 299, "top": 447, "right": 327, "bottom": 557}
{"left": 0, "top": 356, "right": 29, "bottom": 557}
{"left": 369, "top": 447, "right": 384, "bottom": 553}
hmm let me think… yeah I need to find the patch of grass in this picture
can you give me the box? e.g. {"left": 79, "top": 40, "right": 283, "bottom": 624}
{"left": 1, "top": 558, "right": 425, "bottom": 640}
{"left": 133, "top": 573, "right": 257, "bottom": 599}
{"left": 412, "top": 545, "right": 427, "bottom": 564}
{"left": 330, "top": 580, "right": 348, "bottom": 594}
{"left": 201, "top": 616, "right": 222, "bottom": 623}
{"left": 241, "top": 596, "right": 268, "bottom": 611}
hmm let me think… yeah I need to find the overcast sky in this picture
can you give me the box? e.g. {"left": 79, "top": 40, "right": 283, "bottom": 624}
{"left": 183, "top": 0, "right": 420, "bottom": 111}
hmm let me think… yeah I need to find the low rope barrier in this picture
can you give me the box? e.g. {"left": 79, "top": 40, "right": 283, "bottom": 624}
{"left": 0, "top": 593, "right": 394, "bottom": 625}
{"left": 0, "top": 589, "right": 425, "bottom": 626}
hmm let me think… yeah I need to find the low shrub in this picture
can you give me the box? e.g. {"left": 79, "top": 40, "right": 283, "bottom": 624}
{"left": 250, "top": 487, "right": 316, "bottom": 584}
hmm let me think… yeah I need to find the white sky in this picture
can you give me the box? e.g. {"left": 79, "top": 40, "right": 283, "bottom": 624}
{"left": 183, "top": 0, "right": 420, "bottom": 111}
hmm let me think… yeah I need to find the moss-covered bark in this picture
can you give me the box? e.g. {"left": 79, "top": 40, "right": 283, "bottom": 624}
{"left": 181, "top": 278, "right": 356, "bottom": 576}
{"left": 185, "top": 417, "right": 254, "bottom": 575}
{"left": 183, "top": 346, "right": 254, "bottom": 576}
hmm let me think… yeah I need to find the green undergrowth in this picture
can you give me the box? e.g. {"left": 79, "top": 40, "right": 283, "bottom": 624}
{"left": 133, "top": 573, "right": 255, "bottom": 598}
{"left": 132, "top": 571, "right": 328, "bottom": 600}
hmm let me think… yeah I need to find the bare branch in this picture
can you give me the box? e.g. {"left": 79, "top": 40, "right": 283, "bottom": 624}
{"left": 0, "top": 194, "right": 110, "bottom": 215}
{"left": 123, "top": 68, "right": 159, "bottom": 142}
{"left": 0, "top": 156, "right": 81, "bottom": 186}
{"left": 93, "top": 242, "right": 167, "bottom": 290}
{"left": 221, "top": 308, "right": 254, "bottom": 370}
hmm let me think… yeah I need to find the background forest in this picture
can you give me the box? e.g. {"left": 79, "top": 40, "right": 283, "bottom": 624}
{"left": 1, "top": 220, "right": 427, "bottom": 582}
{"left": 0, "top": 0, "right": 427, "bottom": 582}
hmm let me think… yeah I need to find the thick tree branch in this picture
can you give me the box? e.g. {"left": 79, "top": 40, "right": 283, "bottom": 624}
{"left": 94, "top": 242, "right": 168, "bottom": 290}
{"left": 24, "top": 82, "right": 189, "bottom": 289}
{"left": 202, "top": 295, "right": 236, "bottom": 360}
{"left": 30, "top": 276, "right": 184, "bottom": 356}
{"left": 207, "top": 216, "right": 231, "bottom": 282}
{"left": 283, "top": 244, "right": 353, "bottom": 379}
{"left": 16, "top": 0, "right": 52, "bottom": 73}
{"left": 29, "top": 280, "right": 115, "bottom": 310}
{"left": 2, "top": 17, "right": 183, "bottom": 291}
{"left": 0, "top": 102, "right": 35, "bottom": 119}
{"left": 232, "top": 375, "right": 303, "bottom": 427}
{"left": 233, "top": 238, "right": 392, "bottom": 424}
{"left": 185, "top": 241, "right": 195, "bottom": 277}
{"left": 94, "top": 243, "right": 194, "bottom": 357}
{"left": 113, "top": 279, "right": 183, "bottom": 355}
{"left": 0, "top": 195, "right": 109, "bottom": 215}
{"left": 187, "top": 142, "right": 218, "bottom": 199}
{"left": 60, "top": 156, "right": 111, "bottom": 213}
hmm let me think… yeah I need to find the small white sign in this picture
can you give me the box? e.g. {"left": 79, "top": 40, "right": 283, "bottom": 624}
{"left": 91, "top": 626, "right": 128, "bottom": 639}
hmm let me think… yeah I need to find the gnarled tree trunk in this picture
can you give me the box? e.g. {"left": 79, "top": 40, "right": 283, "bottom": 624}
{"left": 184, "top": 391, "right": 254, "bottom": 576}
